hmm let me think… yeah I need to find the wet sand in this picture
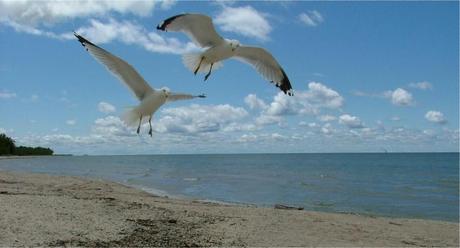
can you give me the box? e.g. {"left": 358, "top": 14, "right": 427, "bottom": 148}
{"left": 0, "top": 171, "right": 458, "bottom": 246}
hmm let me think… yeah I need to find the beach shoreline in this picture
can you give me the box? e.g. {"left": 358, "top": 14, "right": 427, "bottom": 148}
{"left": 0, "top": 170, "right": 458, "bottom": 247}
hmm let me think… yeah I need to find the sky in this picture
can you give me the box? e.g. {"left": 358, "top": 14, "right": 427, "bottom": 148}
{"left": 0, "top": 1, "right": 458, "bottom": 155}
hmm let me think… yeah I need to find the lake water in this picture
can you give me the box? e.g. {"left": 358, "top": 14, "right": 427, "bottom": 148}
{"left": 0, "top": 153, "right": 458, "bottom": 222}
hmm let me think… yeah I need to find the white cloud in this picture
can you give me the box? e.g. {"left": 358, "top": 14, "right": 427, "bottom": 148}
{"left": 214, "top": 5, "right": 271, "bottom": 40}
{"left": 75, "top": 18, "right": 198, "bottom": 54}
{"left": 303, "top": 82, "right": 344, "bottom": 109}
{"left": 317, "top": 115, "right": 337, "bottom": 122}
{"left": 299, "top": 10, "right": 324, "bottom": 27}
{"left": 255, "top": 115, "right": 283, "bottom": 126}
{"left": 355, "top": 87, "right": 415, "bottom": 106}
{"left": 92, "top": 116, "right": 136, "bottom": 137}
{"left": 425, "top": 111, "right": 447, "bottom": 124}
{"left": 0, "top": 90, "right": 16, "bottom": 99}
{"left": 0, "top": 1, "right": 193, "bottom": 55}
{"left": 1, "top": 19, "right": 72, "bottom": 40}
{"left": 98, "top": 101, "right": 116, "bottom": 114}
{"left": 339, "top": 114, "right": 364, "bottom": 129}
{"left": 409, "top": 81, "right": 432, "bottom": 90}
{"left": 390, "top": 116, "right": 401, "bottom": 121}
{"left": 384, "top": 88, "right": 414, "bottom": 106}
{"left": 244, "top": 94, "right": 267, "bottom": 110}
{"left": 0, "top": 0, "right": 161, "bottom": 26}
{"left": 66, "top": 119, "right": 76, "bottom": 126}
{"left": 265, "top": 82, "right": 343, "bottom": 116}
{"left": 155, "top": 104, "right": 248, "bottom": 134}
{"left": 265, "top": 92, "right": 304, "bottom": 116}
{"left": 237, "top": 133, "right": 258, "bottom": 143}
{"left": 321, "top": 123, "right": 334, "bottom": 135}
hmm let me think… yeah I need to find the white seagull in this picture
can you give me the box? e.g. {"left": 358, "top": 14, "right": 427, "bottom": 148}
{"left": 157, "top": 13, "right": 294, "bottom": 96}
{"left": 75, "top": 33, "right": 206, "bottom": 137}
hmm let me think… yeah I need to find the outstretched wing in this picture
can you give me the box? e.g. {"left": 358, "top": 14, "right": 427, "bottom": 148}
{"left": 234, "top": 46, "right": 293, "bottom": 96}
{"left": 157, "top": 14, "right": 224, "bottom": 48}
{"left": 167, "top": 93, "right": 206, "bottom": 103}
{"left": 74, "top": 33, "right": 154, "bottom": 100}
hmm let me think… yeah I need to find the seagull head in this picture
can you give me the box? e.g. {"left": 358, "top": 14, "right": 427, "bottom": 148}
{"left": 228, "top": 39, "right": 240, "bottom": 51}
{"left": 160, "top": 87, "right": 170, "bottom": 97}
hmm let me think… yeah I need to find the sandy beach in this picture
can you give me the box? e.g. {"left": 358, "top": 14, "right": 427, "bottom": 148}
{"left": 0, "top": 171, "right": 458, "bottom": 247}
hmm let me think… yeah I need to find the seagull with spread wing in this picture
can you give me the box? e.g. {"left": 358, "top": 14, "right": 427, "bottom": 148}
{"left": 157, "top": 13, "right": 294, "bottom": 96}
{"left": 74, "top": 33, "right": 205, "bottom": 137}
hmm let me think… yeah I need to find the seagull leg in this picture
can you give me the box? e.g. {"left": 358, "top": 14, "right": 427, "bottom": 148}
{"left": 137, "top": 115, "right": 143, "bottom": 134}
{"left": 194, "top": 57, "right": 204, "bottom": 75}
{"left": 148, "top": 116, "right": 153, "bottom": 137}
{"left": 204, "top": 63, "right": 214, "bottom": 81}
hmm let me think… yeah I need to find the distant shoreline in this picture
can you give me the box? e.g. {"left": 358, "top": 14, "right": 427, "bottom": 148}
{"left": 0, "top": 154, "right": 72, "bottom": 159}
{"left": 4, "top": 152, "right": 456, "bottom": 157}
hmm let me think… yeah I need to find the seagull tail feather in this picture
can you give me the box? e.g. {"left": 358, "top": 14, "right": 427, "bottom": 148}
{"left": 121, "top": 107, "right": 141, "bottom": 127}
{"left": 182, "top": 53, "right": 222, "bottom": 74}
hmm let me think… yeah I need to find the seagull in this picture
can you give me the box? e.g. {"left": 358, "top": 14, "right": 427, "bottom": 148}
{"left": 74, "top": 33, "right": 206, "bottom": 137}
{"left": 157, "top": 13, "right": 294, "bottom": 96}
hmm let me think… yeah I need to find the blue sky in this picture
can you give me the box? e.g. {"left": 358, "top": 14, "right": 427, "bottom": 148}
{"left": 0, "top": 1, "right": 458, "bottom": 154}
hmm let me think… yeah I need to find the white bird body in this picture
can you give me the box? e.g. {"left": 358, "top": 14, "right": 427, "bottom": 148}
{"left": 74, "top": 33, "right": 205, "bottom": 136}
{"left": 157, "top": 13, "right": 293, "bottom": 96}
{"left": 202, "top": 40, "right": 234, "bottom": 62}
{"left": 123, "top": 91, "right": 166, "bottom": 127}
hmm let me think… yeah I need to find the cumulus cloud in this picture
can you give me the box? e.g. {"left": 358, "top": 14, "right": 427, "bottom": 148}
{"left": 74, "top": 18, "right": 198, "bottom": 54}
{"left": 0, "top": 90, "right": 16, "bottom": 99}
{"left": 92, "top": 116, "right": 136, "bottom": 137}
{"left": 255, "top": 115, "right": 283, "bottom": 126}
{"left": 354, "top": 86, "right": 416, "bottom": 107}
{"left": 303, "top": 82, "right": 344, "bottom": 109}
{"left": 214, "top": 5, "right": 271, "bottom": 40}
{"left": 425, "top": 111, "right": 447, "bottom": 124}
{"left": 155, "top": 104, "right": 248, "bottom": 134}
{"left": 298, "top": 10, "right": 324, "bottom": 27}
{"left": 0, "top": 1, "right": 195, "bottom": 54}
{"left": 317, "top": 115, "right": 336, "bottom": 122}
{"left": 339, "top": 114, "right": 364, "bottom": 129}
{"left": 265, "top": 92, "right": 305, "bottom": 116}
{"left": 384, "top": 88, "right": 414, "bottom": 106}
{"left": 0, "top": 0, "right": 164, "bottom": 26}
{"left": 98, "top": 101, "right": 116, "bottom": 114}
{"left": 409, "top": 81, "right": 432, "bottom": 90}
{"left": 265, "top": 82, "right": 343, "bottom": 116}
{"left": 244, "top": 94, "right": 268, "bottom": 110}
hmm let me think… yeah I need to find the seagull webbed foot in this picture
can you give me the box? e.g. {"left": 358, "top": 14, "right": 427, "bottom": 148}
{"left": 194, "top": 57, "right": 204, "bottom": 75}
{"left": 204, "top": 63, "right": 213, "bottom": 81}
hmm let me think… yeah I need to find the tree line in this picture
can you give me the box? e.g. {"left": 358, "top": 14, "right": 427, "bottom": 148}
{"left": 0, "top": 133, "right": 53, "bottom": 156}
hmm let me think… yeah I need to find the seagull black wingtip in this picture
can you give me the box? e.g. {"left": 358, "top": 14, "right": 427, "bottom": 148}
{"left": 73, "top": 32, "right": 100, "bottom": 49}
{"left": 279, "top": 68, "right": 294, "bottom": 96}
{"left": 157, "top": 13, "right": 187, "bottom": 31}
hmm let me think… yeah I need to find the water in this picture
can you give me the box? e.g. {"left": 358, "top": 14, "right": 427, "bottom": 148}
{"left": 0, "top": 153, "right": 458, "bottom": 222}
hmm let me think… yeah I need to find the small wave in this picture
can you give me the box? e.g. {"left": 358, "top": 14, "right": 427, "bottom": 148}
{"left": 183, "top": 177, "right": 199, "bottom": 181}
{"left": 139, "top": 187, "right": 172, "bottom": 197}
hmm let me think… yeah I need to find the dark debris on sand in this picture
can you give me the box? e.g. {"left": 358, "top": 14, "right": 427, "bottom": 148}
{"left": 48, "top": 214, "right": 244, "bottom": 247}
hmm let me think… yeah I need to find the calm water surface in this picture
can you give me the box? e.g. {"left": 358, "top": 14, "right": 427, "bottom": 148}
{"left": 0, "top": 153, "right": 458, "bottom": 222}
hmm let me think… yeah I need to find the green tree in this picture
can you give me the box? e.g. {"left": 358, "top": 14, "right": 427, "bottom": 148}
{"left": 0, "top": 133, "right": 53, "bottom": 156}
{"left": 0, "top": 133, "right": 16, "bottom": 155}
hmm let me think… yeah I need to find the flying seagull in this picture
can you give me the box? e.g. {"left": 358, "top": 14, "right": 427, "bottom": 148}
{"left": 74, "top": 33, "right": 205, "bottom": 137}
{"left": 157, "top": 13, "right": 294, "bottom": 96}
